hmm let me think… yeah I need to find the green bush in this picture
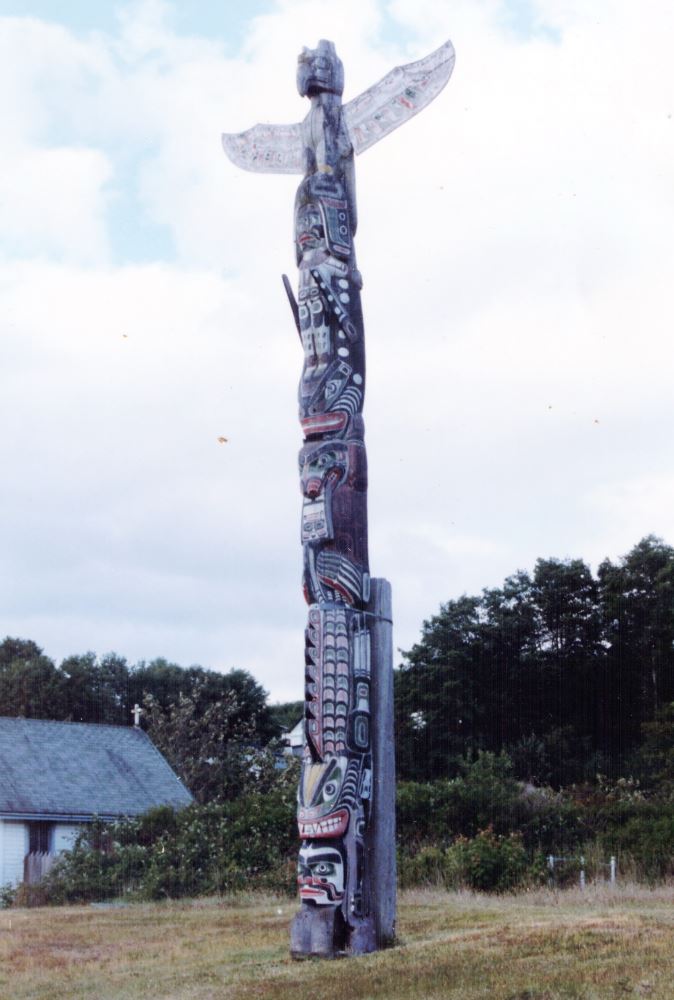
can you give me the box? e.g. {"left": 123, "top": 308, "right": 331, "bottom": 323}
{"left": 399, "top": 830, "right": 539, "bottom": 893}
{"left": 452, "top": 829, "right": 530, "bottom": 892}
{"left": 398, "top": 845, "right": 448, "bottom": 889}
{"left": 397, "top": 754, "right": 583, "bottom": 855}
{"left": 41, "top": 785, "right": 298, "bottom": 905}
{"left": 397, "top": 752, "right": 527, "bottom": 847}
{"left": 0, "top": 883, "right": 16, "bottom": 909}
{"left": 598, "top": 809, "right": 674, "bottom": 881}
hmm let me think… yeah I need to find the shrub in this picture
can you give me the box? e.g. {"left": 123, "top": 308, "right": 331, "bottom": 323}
{"left": 598, "top": 809, "right": 674, "bottom": 881}
{"left": 448, "top": 829, "right": 531, "bottom": 892}
{"left": 397, "top": 752, "right": 526, "bottom": 848}
{"left": 399, "top": 830, "right": 539, "bottom": 893}
{"left": 397, "top": 755, "right": 583, "bottom": 856}
{"left": 39, "top": 784, "right": 298, "bottom": 905}
{"left": 398, "top": 846, "right": 448, "bottom": 889}
{"left": 0, "top": 883, "right": 16, "bottom": 909}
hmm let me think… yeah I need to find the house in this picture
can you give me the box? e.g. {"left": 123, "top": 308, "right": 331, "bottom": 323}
{"left": 0, "top": 716, "right": 193, "bottom": 887}
{"left": 281, "top": 718, "right": 304, "bottom": 757}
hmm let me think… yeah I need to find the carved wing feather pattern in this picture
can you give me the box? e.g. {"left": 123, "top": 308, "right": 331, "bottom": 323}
{"left": 221, "top": 40, "right": 455, "bottom": 173}
{"left": 343, "top": 40, "right": 455, "bottom": 155}
{"left": 221, "top": 121, "right": 304, "bottom": 174}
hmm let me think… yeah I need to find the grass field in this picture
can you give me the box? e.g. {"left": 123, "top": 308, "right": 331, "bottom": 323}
{"left": 2, "top": 885, "right": 674, "bottom": 999}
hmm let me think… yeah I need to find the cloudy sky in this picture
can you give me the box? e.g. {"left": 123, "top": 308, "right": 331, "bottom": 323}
{"left": 1, "top": 0, "right": 672, "bottom": 703}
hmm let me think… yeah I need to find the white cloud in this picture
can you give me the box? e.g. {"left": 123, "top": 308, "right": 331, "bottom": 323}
{"left": 0, "top": 146, "right": 112, "bottom": 264}
{"left": 0, "top": 0, "right": 673, "bottom": 697}
{"left": 585, "top": 475, "right": 674, "bottom": 563}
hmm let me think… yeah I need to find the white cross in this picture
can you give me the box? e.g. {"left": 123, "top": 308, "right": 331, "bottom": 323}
{"left": 132, "top": 704, "right": 142, "bottom": 727}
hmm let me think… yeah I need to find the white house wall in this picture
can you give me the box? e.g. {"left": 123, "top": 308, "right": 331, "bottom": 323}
{"left": 0, "top": 821, "right": 83, "bottom": 888}
{"left": 53, "top": 824, "right": 81, "bottom": 853}
{"left": 0, "top": 820, "right": 28, "bottom": 887}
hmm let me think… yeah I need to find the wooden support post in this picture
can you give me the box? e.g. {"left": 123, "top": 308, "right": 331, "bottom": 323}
{"left": 367, "top": 578, "right": 396, "bottom": 948}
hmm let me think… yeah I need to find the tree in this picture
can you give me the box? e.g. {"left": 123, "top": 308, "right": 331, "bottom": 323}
{"left": 395, "top": 595, "right": 487, "bottom": 779}
{"left": 530, "top": 557, "right": 602, "bottom": 771}
{"left": 128, "top": 660, "right": 276, "bottom": 744}
{"left": 598, "top": 536, "right": 674, "bottom": 758}
{"left": 0, "top": 638, "right": 66, "bottom": 719}
{"left": 479, "top": 570, "right": 539, "bottom": 747}
{"left": 143, "top": 684, "right": 279, "bottom": 803}
{"left": 0, "top": 637, "right": 44, "bottom": 667}
{"left": 59, "top": 652, "right": 130, "bottom": 724}
{"left": 637, "top": 702, "right": 674, "bottom": 793}
{"left": 394, "top": 542, "right": 674, "bottom": 786}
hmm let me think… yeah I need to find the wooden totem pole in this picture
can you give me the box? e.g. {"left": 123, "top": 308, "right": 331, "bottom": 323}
{"left": 223, "top": 38, "right": 455, "bottom": 958}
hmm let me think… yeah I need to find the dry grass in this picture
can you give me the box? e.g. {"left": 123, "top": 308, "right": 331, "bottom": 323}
{"left": 2, "top": 885, "right": 674, "bottom": 999}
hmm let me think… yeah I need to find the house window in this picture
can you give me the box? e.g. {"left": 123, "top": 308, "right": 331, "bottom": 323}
{"left": 28, "top": 821, "right": 53, "bottom": 854}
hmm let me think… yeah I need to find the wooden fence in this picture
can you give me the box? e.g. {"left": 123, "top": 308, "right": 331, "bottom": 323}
{"left": 23, "top": 851, "right": 56, "bottom": 885}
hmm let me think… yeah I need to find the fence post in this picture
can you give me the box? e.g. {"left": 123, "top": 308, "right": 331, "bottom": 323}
{"left": 547, "top": 855, "right": 555, "bottom": 888}
{"left": 610, "top": 856, "right": 616, "bottom": 885}
{"left": 579, "top": 856, "right": 585, "bottom": 890}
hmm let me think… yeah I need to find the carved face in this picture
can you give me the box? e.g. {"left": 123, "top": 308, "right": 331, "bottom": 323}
{"left": 298, "top": 753, "right": 370, "bottom": 837}
{"left": 297, "top": 41, "right": 344, "bottom": 98}
{"left": 298, "top": 757, "right": 349, "bottom": 831}
{"left": 296, "top": 202, "right": 325, "bottom": 254}
{"left": 299, "top": 442, "right": 347, "bottom": 499}
{"left": 297, "top": 842, "right": 345, "bottom": 905}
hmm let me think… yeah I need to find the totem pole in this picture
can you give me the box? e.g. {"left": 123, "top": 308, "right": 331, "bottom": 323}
{"left": 223, "top": 39, "right": 455, "bottom": 958}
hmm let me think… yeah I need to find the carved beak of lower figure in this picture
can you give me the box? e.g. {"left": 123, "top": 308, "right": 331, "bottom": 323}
{"left": 305, "top": 477, "right": 322, "bottom": 499}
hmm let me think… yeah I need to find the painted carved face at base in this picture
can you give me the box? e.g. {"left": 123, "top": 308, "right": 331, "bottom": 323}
{"left": 297, "top": 841, "right": 345, "bottom": 905}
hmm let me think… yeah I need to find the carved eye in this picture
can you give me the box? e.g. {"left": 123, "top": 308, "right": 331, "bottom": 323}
{"left": 323, "top": 781, "right": 337, "bottom": 799}
{"left": 314, "top": 862, "right": 334, "bottom": 875}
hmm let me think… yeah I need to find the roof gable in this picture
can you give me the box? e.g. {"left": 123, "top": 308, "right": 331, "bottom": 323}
{"left": 0, "top": 717, "right": 193, "bottom": 820}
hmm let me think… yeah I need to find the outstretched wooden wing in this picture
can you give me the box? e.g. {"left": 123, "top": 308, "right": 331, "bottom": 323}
{"left": 343, "top": 40, "right": 455, "bottom": 155}
{"left": 221, "top": 40, "right": 455, "bottom": 173}
{"left": 221, "top": 121, "right": 304, "bottom": 174}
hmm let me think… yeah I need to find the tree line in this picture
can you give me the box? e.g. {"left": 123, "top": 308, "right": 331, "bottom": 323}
{"left": 0, "top": 638, "right": 281, "bottom": 802}
{"left": 395, "top": 534, "right": 674, "bottom": 787}
{"left": 3, "top": 533, "right": 674, "bottom": 797}
{"left": 0, "top": 639, "right": 278, "bottom": 734}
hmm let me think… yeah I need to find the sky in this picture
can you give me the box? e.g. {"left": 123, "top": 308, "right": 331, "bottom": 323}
{"left": 1, "top": 0, "right": 673, "bottom": 704}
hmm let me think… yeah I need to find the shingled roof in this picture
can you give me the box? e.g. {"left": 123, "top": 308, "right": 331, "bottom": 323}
{"left": 0, "top": 717, "right": 193, "bottom": 821}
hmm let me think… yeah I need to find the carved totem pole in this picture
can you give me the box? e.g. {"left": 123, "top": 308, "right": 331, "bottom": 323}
{"left": 223, "top": 39, "right": 455, "bottom": 958}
